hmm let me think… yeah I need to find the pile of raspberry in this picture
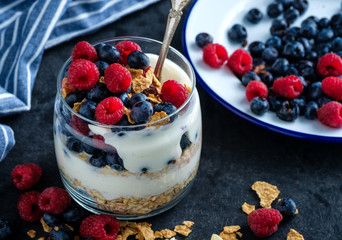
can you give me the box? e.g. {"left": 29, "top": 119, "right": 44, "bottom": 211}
{"left": 9, "top": 163, "right": 120, "bottom": 240}
{"left": 196, "top": 4, "right": 342, "bottom": 128}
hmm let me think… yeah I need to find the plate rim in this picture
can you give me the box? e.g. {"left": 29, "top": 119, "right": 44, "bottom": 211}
{"left": 181, "top": 0, "right": 342, "bottom": 143}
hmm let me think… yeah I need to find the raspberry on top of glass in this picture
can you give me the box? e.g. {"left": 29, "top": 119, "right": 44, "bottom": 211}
{"left": 62, "top": 40, "right": 191, "bottom": 127}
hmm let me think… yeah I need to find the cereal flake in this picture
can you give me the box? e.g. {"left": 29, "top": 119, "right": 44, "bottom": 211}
{"left": 241, "top": 202, "right": 255, "bottom": 215}
{"left": 27, "top": 230, "right": 36, "bottom": 238}
{"left": 184, "top": 83, "right": 192, "bottom": 94}
{"left": 147, "top": 94, "right": 162, "bottom": 104}
{"left": 287, "top": 229, "right": 304, "bottom": 240}
{"left": 219, "top": 232, "right": 238, "bottom": 240}
{"left": 40, "top": 217, "right": 52, "bottom": 233}
{"left": 129, "top": 68, "right": 144, "bottom": 80}
{"left": 295, "top": 209, "right": 299, "bottom": 214}
{"left": 251, "top": 181, "right": 280, "bottom": 208}
{"left": 99, "top": 76, "right": 105, "bottom": 83}
{"left": 38, "top": 238, "right": 46, "bottom": 240}
{"left": 121, "top": 227, "right": 138, "bottom": 240}
{"left": 154, "top": 231, "right": 163, "bottom": 239}
{"left": 72, "top": 98, "right": 86, "bottom": 113}
{"left": 77, "top": 152, "right": 89, "bottom": 161}
{"left": 137, "top": 223, "right": 155, "bottom": 240}
{"left": 223, "top": 226, "right": 240, "bottom": 234}
{"left": 174, "top": 225, "right": 191, "bottom": 236}
{"left": 160, "top": 229, "right": 176, "bottom": 238}
{"left": 147, "top": 111, "right": 169, "bottom": 127}
{"left": 211, "top": 234, "right": 223, "bottom": 240}
{"left": 124, "top": 107, "right": 136, "bottom": 124}
{"left": 182, "top": 221, "right": 194, "bottom": 228}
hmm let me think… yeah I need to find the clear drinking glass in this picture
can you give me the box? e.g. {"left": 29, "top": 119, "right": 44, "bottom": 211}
{"left": 53, "top": 37, "right": 202, "bottom": 219}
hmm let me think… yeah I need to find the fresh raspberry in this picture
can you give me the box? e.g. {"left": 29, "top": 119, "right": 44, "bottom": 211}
{"left": 95, "top": 97, "right": 124, "bottom": 125}
{"left": 70, "top": 115, "right": 90, "bottom": 136}
{"left": 321, "top": 76, "right": 342, "bottom": 101}
{"left": 317, "top": 101, "right": 342, "bottom": 128}
{"left": 38, "top": 187, "right": 71, "bottom": 214}
{"left": 245, "top": 81, "right": 268, "bottom": 102}
{"left": 72, "top": 41, "right": 98, "bottom": 62}
{"left": 93, "top": 134, "right": 116, "bottom": 151}
{"left": 79, "top": 214, "right": 120, "bottom": 240}
{"left": 247, "top": 208, "right": 283, "bottom": 238}
{"left": 11, "top": 163, "right": 42, "bottom": 190}
{"left": 115, "top": 40, "right": 142, "bottom": 65}
{"left": 272, "top": 75, "right": 303, "bottom": 99}
{"left": 317, "top": 53, "right": 342, "bottom": 77}
{"left": 228, "top": 49, "right": 253, "bottom": 75}
{"left": 17, "top": 191, "right": 43, "bottom": 222}
{"left": 68, "top": 59, "right": 99, "bottom": 90}
{"left": 161, "top": 80, "right": 189, "bottom": 108}
{"left": 104, "top": 63, "right": 132, "bottom": 93}
{"left": 202, "top": 43, "right": 228, "bottom": 68}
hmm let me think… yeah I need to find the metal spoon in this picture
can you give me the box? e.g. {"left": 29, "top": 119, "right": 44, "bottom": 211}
{"left": 154, "top": 0, "right": 191, "bottom": 80}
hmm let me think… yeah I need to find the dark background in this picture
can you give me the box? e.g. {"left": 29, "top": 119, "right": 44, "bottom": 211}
{"left": 1, "top": 0, "right": 342, "bottom": 239}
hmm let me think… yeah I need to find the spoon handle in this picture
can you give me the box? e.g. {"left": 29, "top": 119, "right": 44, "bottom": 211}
{"left": 154, "top": 0, "right": 190, "bottom": 80}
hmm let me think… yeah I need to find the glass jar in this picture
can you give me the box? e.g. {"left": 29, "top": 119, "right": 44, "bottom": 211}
{"left": 53, "top": 37, "right": 202, "bottom": 219}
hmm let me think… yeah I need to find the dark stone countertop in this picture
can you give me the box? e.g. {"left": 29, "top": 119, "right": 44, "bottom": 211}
{"left": 1, "top": 0, "right": 342, "bottom": 239}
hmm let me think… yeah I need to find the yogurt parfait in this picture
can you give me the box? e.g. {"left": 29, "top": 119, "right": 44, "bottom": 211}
{"left": 53, "top": 37, "right": 202, "bottom": 219}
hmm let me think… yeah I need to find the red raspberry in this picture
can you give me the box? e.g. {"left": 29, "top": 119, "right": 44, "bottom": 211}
{"left": 115, "top": 40, "right": 142, "bottom": 65}
{"left": 202, "top": 43, "right": 228, "bottom": 68}
{"left": 72, "top": 41, "right": 98, "bottom": 62}
{"left": 161, "top": 80, "right": 189, "bottom": 108}
{"left": 95, "top": 97, "right": 124, "bottom": 125}
{"left": 11, "top": 163, "right": 42, "bottom": 190}
{"left": 321, "top": 76, "right": 342, "bottom": 101}
{"left": 228, "top": 49, "right": 253, "bottom": 75}
{"left": 38, "top": 187, "right": 71, "bottom": 214}
{"left": 70, "top": 115, "right": 90, "bottom": 136}
{"left": 104, "top": 63, "right": 132, "bottom": 93}
{"left": 272, "top": 75, "right": 303, "bottom": 99}
{"left": 317, "top": 101, "right": 342, "bottom": 128}
{"left": 17, "top": 191, "right": 43, "bottom": 222}
{"left": 245, "top": 81, "right": 268, "bottom": 102}
{"left": 93, "top": 134, "right": 116, "bottom": 151}
{"left": 68, "top": 59, "right": 99, "bottom": 90}
{"left": 317, "top": 53, "right": 342, "bottom": 77}
{"left": 80, "top": 214, "right": 120, "bottom": 240}
{"left": 248, "top": 208, "right": 283, "bottom": 238}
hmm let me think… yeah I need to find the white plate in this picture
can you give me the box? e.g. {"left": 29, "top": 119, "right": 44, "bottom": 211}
{"left": 182, "top": 0, "right": 342, "bottom": 141}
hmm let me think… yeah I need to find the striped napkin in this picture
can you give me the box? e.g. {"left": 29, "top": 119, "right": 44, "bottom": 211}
{"left": 0, "top": 0, "right": 160, "bottom": 161}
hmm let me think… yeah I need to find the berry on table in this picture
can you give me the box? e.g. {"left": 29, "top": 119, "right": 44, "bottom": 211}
{"left": 228, "top": 49, "right": 253, "bottom": 75}
{"left": 262, "top": 47, "right": 278, "bottom": 65}
{"left": 79, "top": 214, "right": 120, "bottom": 240}
{"left": 0, "top": 218, "right": 12, "bottom": 239}
{"left": 38, "top": 187, "right": 71, "bottom": 214}
{"left": 293, "top": 0, "right": 309, "bottom": 14}
{"left": 228, "top": 24, "right": 247, "bottom": 43}
{"left": 245, "top": 80, "right": 268, "bottom": 102}
{"left": 62, "top": 205, "right": 85, "bottom": 223}
{"left": 127, "top": 50, "right": 150, "bottom": 70}
{"left": 291, "top": 97, "right": 306, "bottom": 115}
{"left": 270, "top": 58, "right": 289, "bottom": 77}
{"left": 195, "top": 32, "right": 214, "bottom": 48}
{"left": 277, "top": 100, "right": 300, "bottom": 121}
{"left": 49, "top": 225, "right": 74, "bottom": 240}
{"left": 115, "top": 40, "right": 142, "bottom": 65}
{"left": 250, "top": 97, "right": 269, "bottom": 115}
{"left": 331, "top": 37, "right": 342, "bottom": 52}
{"left": 248, "top": 41, "right": 265, "bottom": 58}
{"left": 316, "top": 28, "right": 335, "bottom": 43}
{"left": 161, "top": 80, "right": 189, "bottom": 108}
{"left": 95, "top": 97, "right": 124, "bottom": 125}
{"left": 300, "top": 20, "right": 318, "bottom": 39}
{"left": 104, "top": 63, "right": 132, "bottom": 93}
{"left": 317, "top": 101, "right": 342, "bottom": 128}
{"left": 259, "top": 70, "right": 274, "bottom": 87}
{"left": 321, "top": 76, "right": 342, "bottom": 101}
{"left": 43, "top": 213, "right": 61, "bottom": 227}
{"left": 272, "top": 75, "right": 303, "bottom": 99}
{"left": 282, "top": 41, "right": 305, "bottom": 62}
{"left": 276, "top": 197, "right": 297, "bottom": 219}
{"left": 306, "top": 82, "right": 323, "bottom": 101}
{"left": 131, "top": 101, "right": 153, "bottom": 124}
{"left": 246, "top": 8, "right": 263, "bottom": 24}
{"left": 71, "top": 41, "right": 97, "bottom": 62}
{"left": 317, "top": 53, "right": 342, "bottom": 77}
{"left": 247, "top": 208, "right": 282, "bottom": 238}
{"left": 11, "top": 163, "right": 42, "bottom": 190}
{"left": 267, "top": 2, "right": 284, "bottom": 18}
{"left": 270, "top": 19, "right": 288, "bottom": 37}
{"left": 276, "top": 0, "right": 294, "bottom": 10}
{"left": 202, "top": 43, "right": 228, "bottom": 68}
{"left": 284, "top": 6, "right": 300, "bottom": 24}
{"left": 17, "top": 191, "right": 43, "bottom": 222}
{"left": 265, "top": 36, "right": 282, "bottom": 51}
{"left": 95, "top": 44, "right": 120, "bottom": 64}
{"left": 241, "top": 71, "right": 261, "bottom": 87}
{"left": 304, "top": 101, "right": 319, "bottom": 120}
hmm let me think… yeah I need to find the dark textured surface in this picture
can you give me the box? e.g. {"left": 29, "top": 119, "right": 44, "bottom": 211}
{"left": 1, "top": 0, "right": 342, "bottom": 239}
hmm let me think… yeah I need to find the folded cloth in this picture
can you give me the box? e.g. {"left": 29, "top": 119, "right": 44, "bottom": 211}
{"left": 0, "top": 0, "right": 160, "bottom": 161}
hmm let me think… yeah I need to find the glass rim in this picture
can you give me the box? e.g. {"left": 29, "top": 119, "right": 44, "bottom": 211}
{"left": 57, "top": 36, "right": 196, "bottom": 129}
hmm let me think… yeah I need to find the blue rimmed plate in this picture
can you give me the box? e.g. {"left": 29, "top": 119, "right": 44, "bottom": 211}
{"left": 182, "top": 0, "right": 342, "bottom": 142}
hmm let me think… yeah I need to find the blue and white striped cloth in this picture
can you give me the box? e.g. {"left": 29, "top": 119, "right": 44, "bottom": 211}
{"left": 0, "top": 0, "right": 160, "bottom": 161}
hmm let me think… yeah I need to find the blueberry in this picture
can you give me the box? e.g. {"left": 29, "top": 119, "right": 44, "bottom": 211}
{"left": 316, "top": 43, "right": 331, "bottom": 57}
{"left": 306, "top": 82, "right": 323, "bottom": 101}
{"left": 248, "top": 41, "right": 265, "bottom": 58}
{"left": 305, "top": 51, "right": 318, "bottom": 61}
{"left": 253, "top": 58, "right": 266, "bottom": 66}
{"left": 153, "top": 102, "right": 178, "bottom": 122}
{"left": 43, "top": 213, "right": 61, "bottom": 227}
{"left": 79, "top": 100, "right": 97, "bottom": 121}
{"left": 299, "top": 67, "right": 318, "bottom": 82}
{"left": 290, "top": 98, "right": 306, "bottom": 115}
{"left": 259, "top": 70, "right": 274, "bottom": 87}
{"left": 337, "top": 51, "right": 342, "bottom": 58}
{"left": 106, "top": 152, "right": 124, "bottom": 171}
{"left": 298, "top": 76, "right": 308, "bottom": 89}
{"left": 96, "top": 44, "right": 120, "bottom": 64}
{"left": 195, "top": 32, "right": 213, "bottom": 48}
{"left": 282, "top": 41, "right": 305, "bottom": 61}
{"left": 276, "top": 101, "right": 299, "bottom": 121}
{"left": 228, "top": 24, "right": 247, "bottom": 43}
{"left": 267, "top": 2, "right": 284, "bottom": 18}
{"left": 317, "top": 95, "right": 333, "bottom": 108}
{"left": 293, "top": 0, "right": 308, "bottom": 14}
{"left": 276, "top": 0, "right": 294, "bottom": 10}
{"left": 87, "top": 83, "right": 112, "bottom": 103}
{"left": 276, "top": 198, "right": 297, "bottom": 219}
{"left": 268, "top": 94, "right": 283, "bottom": 112}
{"left": 241, "top": 72, "right": 261, "bottom": 87}
{"left": 94, "top": 60, "right": 109, "bottom": 76}
{"left": 111, "top": 115, "right": 133, "bottom": 132}
{"left": 180, "top": 133, "right": 191, "bottom": 151}
{"left": 283, "top": 6, "right": 300, "bottom": 24}
{"left": 282, "top": 26, "right": 300, "bottom": 43}
{"left": 62, "top": 205, "right": 85, "bottom": 223}
{"left": 89, "top": 152, "right": 107, "bottom": 168}
{"left": 266, "top": 36, "right": 282, "bottom": 51}
{"left": 294, "top": 60, "right": 314, "bottom": 72}
{"left": 262, "top": 47, "right": 278, "bottom": 64}
{"left": 285, "top": 66, "right": 298, "bottom": 76}
{"left": 131, "top": 101, "right": 153, "bottom": 124}
{"left": 65, "top": 90, "right": 87, "bottom": 108}
{"left": 332, "top": 37, "right": 342, "bottom": 52}
{"left": 330, "top": 13, "right": 342, "bottom": 30}
{"left": 306, "top": 15, "right": 320, "bottom": 24}
{"left": 0, "top": 218, "right": 11, "bottom": 239}
{"left": 304, "top": 101, "right": 318, "bottom": 120}
{"left": 250, "top": 97, "right": 269, "bottom": 115}
{"left": 66, "top": 137, "right": 83, "bottom": 153}
{"left": 49, "top": 225, "right": 73, "bottom": 240}
{"left": 297, "top": 37, "right": 312, "bottom": 52}
{"left": 141, "top": 168, "right": 148, "bottom": 173}
{"left": 300, "top": 20, "right": 318, "bottom": 39}
{"left": 318, "top": 17, "right": 330, "bottom": 30}
{"left": 270, "top": 58, "right": 290, "bottom": 77}
{"left": 245, "top": 8, "right": 263, "bottom": 24}
{"left": 270, "top": 19, "right": 288, "bottom": 37}
{"left": 127, "top": 51, "right": 150, "bottom": 70}
{"left": 128, "top": 93, "right": 148, "bottom": 107}
{"left": 118, "top": 92, "right": 129, "bottom": 107}
{"left": 81, "top": 142, "right": 97, "bottom": 155}
{"left": 316, "top": 28, "right": 334, "bottom": 43}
